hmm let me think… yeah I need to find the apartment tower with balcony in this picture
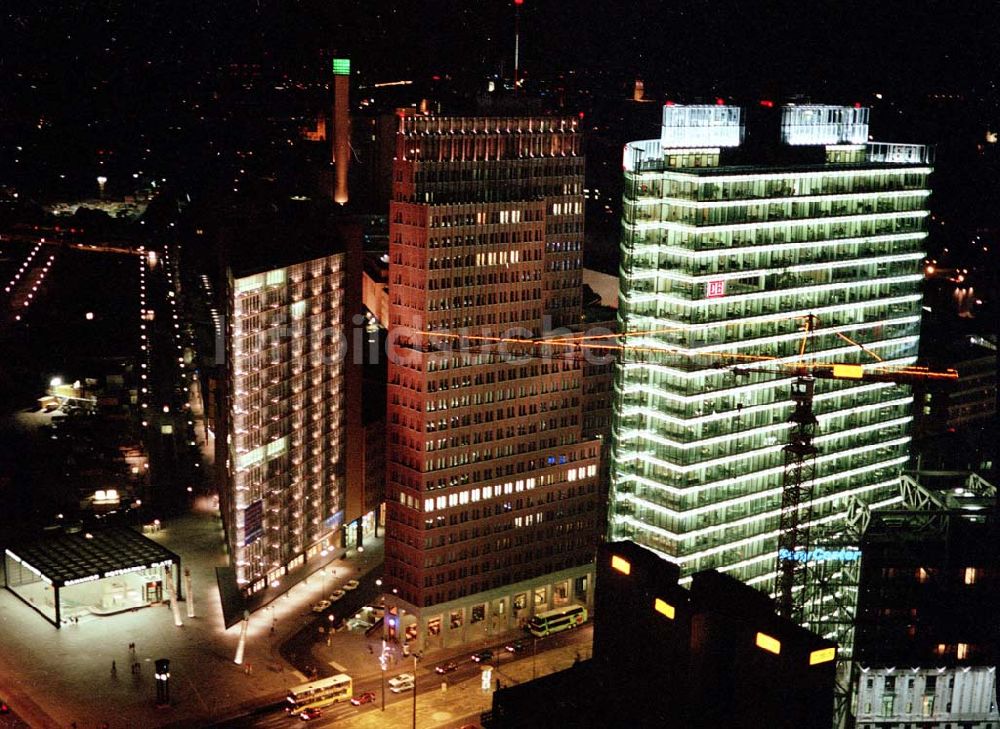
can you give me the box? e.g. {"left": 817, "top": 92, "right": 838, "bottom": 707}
{"left": 218, "top": 226, "right": 347, "bottom": 602}
{"left": 384, "top": 114, "right": 601, "bottom": 649}
{"left": 610, "top": 104, "right": 933, "bottom": 605}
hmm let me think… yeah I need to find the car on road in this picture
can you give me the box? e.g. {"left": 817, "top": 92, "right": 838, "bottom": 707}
{"left": 470, "top": 649, "right": 493, "bottom": 663}
{"left": 388, "top": 673, "right": 415, "bottom": 693}
{"left": 0, "top": 698, "right": 9, "bottom": 714}
{"left": 311, "top": 600, "right": 331, "bottom": 613}
{"left": 329, "top": 589, "right": 346, "bottom": 601}
{"left": 350, "top": 690, "right": 376, "bottom": 706}
{"left": 504, "top": 640, "right": 525, "bottom": 653}
{"left": 434, "top": 661, "right": 459, "bottom": 674}
{"left": 299, "top": 707, "right": 322, "bottom": 720}
{"left": 343, "top": 579, "right": 360, "bottom": 591}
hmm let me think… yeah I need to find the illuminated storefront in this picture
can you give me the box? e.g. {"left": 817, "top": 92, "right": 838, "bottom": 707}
{"left": 3, "top": 527, "right": 181, "bottom": 628}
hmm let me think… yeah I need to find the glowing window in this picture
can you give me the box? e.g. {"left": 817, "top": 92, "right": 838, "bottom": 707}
{"left": 654, "top": 598, "right": 675, "bottom": 619}
{"left": 611, "top": 555, "right": 631, "bottom": 575}
{"left": 809, "top": 647, "right": 836, "bottom": 665}
{"left": 755, "top": 632, "right": 781, "bottom": 655}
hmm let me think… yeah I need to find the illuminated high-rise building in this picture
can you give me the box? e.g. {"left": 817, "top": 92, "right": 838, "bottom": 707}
{"left": 610, "top": 104, "right": 933, "bottom": 602}
{"left": 384, "top": 114, "right": 601, "bottom": 649}
{"left": 219, "top": 230, "right": 347, "bottom": 600}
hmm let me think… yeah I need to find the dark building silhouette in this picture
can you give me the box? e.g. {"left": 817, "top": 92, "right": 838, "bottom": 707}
{"left": 853, "top": 508, "right": 1000, "bottom": 727}
{"left": 489, "top": 540, "right": 837, "bottom": 728}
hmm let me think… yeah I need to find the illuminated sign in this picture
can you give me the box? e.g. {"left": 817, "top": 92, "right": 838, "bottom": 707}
{"left": 481, "top": 667, "right": 493, "bottom": 692}
{"left": 332, "top": 58, "right": 350, "bottom": 76}
{"left": 243, "top": 500, "right": 264, "bottom": 546}
{"left": 779, "top": 547, "right": 861, "bottom": 563}
{"left": 611, "top": 555, "right": 631, "bottom": 575}
{"left": 324, "top": 510, "right": 344, "bottom": 532}
{"left": 832, "top": 364, "right": 864, "bottom": 379}
{"left": 706, "top": 279, "right": 726, "bottom": 298}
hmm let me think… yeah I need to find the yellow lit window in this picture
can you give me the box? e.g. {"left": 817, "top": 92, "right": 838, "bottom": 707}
{"left": 755, "top": 632, "right": 781, "bottom": 655}
{"left": 611, "top": 555, "right": 631, "bottom": 575}
{"left": 654, "top": 598, "right": 675, "bottom": 620}
{"left": 809, "top": 647, "right": 836, "bottom": 665}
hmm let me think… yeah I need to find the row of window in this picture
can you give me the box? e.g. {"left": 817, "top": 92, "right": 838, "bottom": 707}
{"left": 625, "top": 168, "right": 929, "bottom": 203}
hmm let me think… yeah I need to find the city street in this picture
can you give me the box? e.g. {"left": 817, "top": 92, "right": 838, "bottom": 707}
{"left": 216, "top": 625, "right": 595, "bottom": 729}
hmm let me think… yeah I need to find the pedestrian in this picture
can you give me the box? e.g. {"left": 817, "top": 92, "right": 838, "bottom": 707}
{"left": 111, "top": 660, "right": 117, "bottom": 676}
{"left": 368, "top": 644, "right": 373, "bottom": 654}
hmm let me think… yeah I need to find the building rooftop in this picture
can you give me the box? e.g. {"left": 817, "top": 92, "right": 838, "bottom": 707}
{"left": 625, "top": 103, "right": 933, "bottom": 173}
{"left": 226, "top": 197, "right": 350, "bottom": 280}
{"left": 5, "top": 526, "right": 180, "bottom": 588}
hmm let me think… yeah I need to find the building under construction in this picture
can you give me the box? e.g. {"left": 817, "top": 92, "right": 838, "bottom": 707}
{"left": 609, "top": 103, "right": 937, "bottom": 646}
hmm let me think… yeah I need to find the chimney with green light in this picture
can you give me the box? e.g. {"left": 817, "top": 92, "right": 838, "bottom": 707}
{"left": 332, "top": 58, "right": 350, "bottom": 204}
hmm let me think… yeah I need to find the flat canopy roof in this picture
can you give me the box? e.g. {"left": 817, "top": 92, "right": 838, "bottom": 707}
{"left": 5, "top": 527, "right": 180, "bottom": 588}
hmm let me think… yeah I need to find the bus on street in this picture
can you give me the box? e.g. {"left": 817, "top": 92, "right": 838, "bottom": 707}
{"left": 286, "top": 674, "right": 353, "bottom": 715}
{"left": 527, "top": 604, "right": 588, "bottom": 637}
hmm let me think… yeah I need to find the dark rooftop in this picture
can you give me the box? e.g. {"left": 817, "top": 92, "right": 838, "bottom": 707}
{"left": 225, "top": 197, "right": 349, "bottom": 280}
{"left": 7, "top": 526, "right": 180, "bottom": 587}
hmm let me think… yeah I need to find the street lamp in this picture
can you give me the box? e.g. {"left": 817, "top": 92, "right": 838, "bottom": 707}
{"left": 379, "top": 643, "right": 388, "bottom": 712}
{"left": 411, "top": 653, "right": 418, "bottom": 729}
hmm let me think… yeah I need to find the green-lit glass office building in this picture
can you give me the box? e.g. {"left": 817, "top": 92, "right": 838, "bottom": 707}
{"left": 610, "top": 104, "right": 932, "bottom": 600}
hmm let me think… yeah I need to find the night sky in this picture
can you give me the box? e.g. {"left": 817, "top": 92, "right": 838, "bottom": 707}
{"left": 4, "top": 1, "right": 998, "bottom": 110}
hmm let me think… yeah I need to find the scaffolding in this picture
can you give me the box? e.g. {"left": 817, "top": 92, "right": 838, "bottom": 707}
{"left": 798, "top": 471, "right": 996, "bottom": 729}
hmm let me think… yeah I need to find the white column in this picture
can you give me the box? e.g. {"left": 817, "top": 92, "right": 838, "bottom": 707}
{"left": 234, "top": 610, "right": 250, "bottom": 664}
{"left": 164, "top": 566, "right": 183, "bottom": 627}
{"left": 184, "top": 568, "right": 194, "bottom": 618}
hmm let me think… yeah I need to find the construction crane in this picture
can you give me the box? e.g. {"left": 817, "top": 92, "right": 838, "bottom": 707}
{"left": 724, "top": 314, "right": 957, "bottom": 619}
{"left": 415, "top": 316, "right": 957, "bottom": 620}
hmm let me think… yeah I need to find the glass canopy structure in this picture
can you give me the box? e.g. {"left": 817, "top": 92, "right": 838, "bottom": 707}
{"left": 610, "top": 105, "right": 932, "bottom": 598}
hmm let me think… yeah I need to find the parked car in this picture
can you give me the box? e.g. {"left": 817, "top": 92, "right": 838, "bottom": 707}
{"left": 299, "top": 707, "right": 322, "bottom": 720}
{"left": 471, "top": 649, "right": 493, "bottom": 663}
{"left": 329, "top": 589, "right": 346, "bottom": 601}
{"left": 343, "top": 579, "right": 360, "bottom": 591}
{"left": 435, "top": 661, "right": 459, "bottom": 674}
{"left": 350, "top": 690, "right": 376, "bottom": 706}
{"left": 311, "top": 600, "right": 331, "bottom": 613}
